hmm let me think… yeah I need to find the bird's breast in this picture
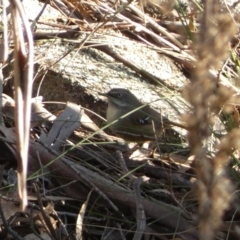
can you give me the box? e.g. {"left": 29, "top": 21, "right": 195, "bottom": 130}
{"left": 106, "top": 103, "right": 122, "bottom": 123}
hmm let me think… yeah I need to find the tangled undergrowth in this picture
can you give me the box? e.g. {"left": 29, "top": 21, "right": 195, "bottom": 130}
{"left": 0, "top": 0, "right": 240, "bottom": 239}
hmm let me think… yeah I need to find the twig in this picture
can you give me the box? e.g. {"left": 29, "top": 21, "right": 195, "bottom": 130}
{"left": 0, "top": 196, "right": 24, "bottom": 240}
{"left": 133, "top": 178, "right": 146, "bottom": 240}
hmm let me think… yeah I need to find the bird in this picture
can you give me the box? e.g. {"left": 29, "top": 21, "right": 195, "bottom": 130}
{"left": 101, "top": 88, "right": 187, "bottom": 142}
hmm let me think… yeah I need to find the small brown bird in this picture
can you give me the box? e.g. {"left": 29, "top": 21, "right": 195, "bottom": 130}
{"left": 101, "top": 88, "right": 187, "bottom": 142}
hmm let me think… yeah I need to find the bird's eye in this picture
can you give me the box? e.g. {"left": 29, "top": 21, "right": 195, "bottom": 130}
{"left": 117, "top": 93, "right": 122, "bottom": 98}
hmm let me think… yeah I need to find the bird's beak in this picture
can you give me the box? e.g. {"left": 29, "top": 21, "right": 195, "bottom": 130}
{"left": 98, "top": 92, "right": 108, "bottom": 97}
{"left": 98, "top": 92, "right": 109, "bottom": 102}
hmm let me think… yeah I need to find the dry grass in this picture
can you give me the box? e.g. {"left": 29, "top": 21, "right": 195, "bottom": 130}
{"left": 0, "top": 0, "right": 240, "bottom": 239}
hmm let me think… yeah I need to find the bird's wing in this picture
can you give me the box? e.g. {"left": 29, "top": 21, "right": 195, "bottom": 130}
{"left": 130, "top": 113, "right": 152, "bottom": 125}
{"left": 129, "top": 110, "right": 171, "bottom": 128}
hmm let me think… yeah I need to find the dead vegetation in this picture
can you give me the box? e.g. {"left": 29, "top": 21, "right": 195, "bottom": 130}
{"left": 0, "top": 0, "right": 240, "bottom": 239}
